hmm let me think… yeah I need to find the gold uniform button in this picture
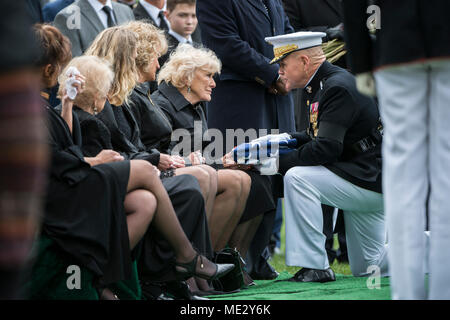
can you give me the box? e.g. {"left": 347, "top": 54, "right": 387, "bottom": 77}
{"left": 255, "top": 77, "right": 266, "bottom": 86}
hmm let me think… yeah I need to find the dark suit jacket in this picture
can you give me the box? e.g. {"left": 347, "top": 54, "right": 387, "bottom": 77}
{"left": 133, "top": 2, "right": 157, "bottom": 24}
{"left": 54, "top": 0, "right": 135, "bottom": 57}
{"left": 279, "top": 61, "right": 382, "bottom": 193}
{"left": 42, "top": 0, "right": 74, "bottom": 22}
{"left": 343, "top": 0, "right": 450, "bottom": 73}
{"left": 197, "top": 0, "right": 295, "bottom": 143}
{"left": 282, "top": 0, "right": 342, "bottom": 32}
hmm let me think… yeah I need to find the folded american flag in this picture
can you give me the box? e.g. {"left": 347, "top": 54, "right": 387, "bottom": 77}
{"left": 232, "top": 133, "right": 297, "bottom": 175}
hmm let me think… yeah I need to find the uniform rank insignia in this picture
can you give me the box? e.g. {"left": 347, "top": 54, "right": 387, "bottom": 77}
{"left": 310, "top": 102, "right": 319, "bottom": 137}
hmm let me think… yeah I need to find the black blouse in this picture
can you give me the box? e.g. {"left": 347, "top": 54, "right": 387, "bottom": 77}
{"left": 128, "top": 82, "right": 173, "bottom": 154}
{"left": 150, "top": 81, "right": 209, "bottom": 156}
{"left": 95, "top": 101, "right": 161, "bottom": 166}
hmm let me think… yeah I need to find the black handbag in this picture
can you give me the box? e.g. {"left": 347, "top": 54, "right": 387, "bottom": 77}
{"left": 212, "top": 247, "right": 245, "bottom": 292}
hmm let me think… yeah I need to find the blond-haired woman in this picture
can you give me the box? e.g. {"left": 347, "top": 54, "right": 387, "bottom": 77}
{"left": 152, "top": 44, "right": 277, "bottom": 285}
{"left": 121, "top": 22, "right": 257, "bottom": 293}
{"left": 82, "top": 28, "right": 233, "bottom": 298}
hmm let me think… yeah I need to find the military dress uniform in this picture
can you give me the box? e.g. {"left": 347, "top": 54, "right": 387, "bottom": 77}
{"left": 264, "top": 30, "right": 389, "bottom": 280}
{"left": 276, "top": 60, "right": 388, "bottom": 278}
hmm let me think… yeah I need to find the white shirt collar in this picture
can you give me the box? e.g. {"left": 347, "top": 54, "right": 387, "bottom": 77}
{"left": 87, "top": 0, "right": 113, "bottom": 13}
{"left": 304, "top": 61, "right": 324, "bottom": 88}
{"left": 140, "top": 0, "right": 167, "bottom": 25}
{"left": 169, "top": 29, "right": 193, "bottom": 44}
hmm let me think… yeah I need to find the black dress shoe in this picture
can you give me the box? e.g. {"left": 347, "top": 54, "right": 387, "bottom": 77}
{"left": 289, "top": 268, "right": 336, "bottom": 283}
{"left": 250, "top": 260, "right": 279, "bottom": 280}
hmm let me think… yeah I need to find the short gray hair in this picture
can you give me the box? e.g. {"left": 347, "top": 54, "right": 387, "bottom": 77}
{"left": 157, "top": 44, "right": 221, "bottom": 90}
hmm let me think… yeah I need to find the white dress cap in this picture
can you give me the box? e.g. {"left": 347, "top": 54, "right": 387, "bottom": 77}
{"left": 265, "top": 31, "right": 326, "bottom": 64}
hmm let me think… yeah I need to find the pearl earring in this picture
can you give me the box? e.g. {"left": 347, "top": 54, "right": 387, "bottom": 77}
{"left": 94, "top": 106, "right": 98, "bottom": 115}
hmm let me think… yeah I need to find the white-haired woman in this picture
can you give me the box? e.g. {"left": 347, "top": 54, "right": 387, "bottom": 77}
{"left": 152, "top": 44, "right": 277, "bottom": 285}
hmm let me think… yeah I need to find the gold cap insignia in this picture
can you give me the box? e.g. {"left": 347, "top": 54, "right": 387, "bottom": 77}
{"left": 270, "top": 44, "right": 299, "bottom": 64}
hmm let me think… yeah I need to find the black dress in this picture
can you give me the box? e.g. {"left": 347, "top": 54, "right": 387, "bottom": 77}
{"left": 140, "top": 81, "right": 276, "bottom": 223}
{"left": 74, "top": 103, "right": 213, "bottom": 282}
{"left": 42, "top": 99, "right": 132, "bottom": 287}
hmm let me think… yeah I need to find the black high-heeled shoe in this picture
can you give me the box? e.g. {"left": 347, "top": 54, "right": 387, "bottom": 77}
{"left": 175, "top": 254, "right": 235, "bottom": 281}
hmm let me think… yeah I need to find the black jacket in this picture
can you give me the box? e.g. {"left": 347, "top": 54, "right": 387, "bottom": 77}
{"left": 151, "top": 81, "right": 209, "bottom": 156}
{"left": 282, "top": 0, "right": 342, "bottom": 33}
{"left": 159, "top": 33, "right": 202, "bottom": 67}
{"left": 95, "top": 101, "right": 161, "bottom": 165}
{"left": 279, "top": 61, "right": 382, "bottom": 193}
{"left": 343, "top": 0, "right": 450, "bottom": 73}
{"left": 128, "top": 82, "right": 173, "bottom": 154}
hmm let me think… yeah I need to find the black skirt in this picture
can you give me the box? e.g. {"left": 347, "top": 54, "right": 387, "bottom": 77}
{"left": 43, "top": 160, "right": 132, "bottom": 287}
{"left": 211, "top": 164, "right": 276, "bottom": 224}
{"left": 240, "top": 170, "right": 276, "bottom": 223}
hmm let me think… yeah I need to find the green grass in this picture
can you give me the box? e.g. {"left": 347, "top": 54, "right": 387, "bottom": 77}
{"left": 269, "top": 201, "right": 352, "bottom": 276}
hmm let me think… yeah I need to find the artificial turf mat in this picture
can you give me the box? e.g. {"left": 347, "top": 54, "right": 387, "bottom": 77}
{"left": 208, "top": 271, "right": 391, "bottom": 300}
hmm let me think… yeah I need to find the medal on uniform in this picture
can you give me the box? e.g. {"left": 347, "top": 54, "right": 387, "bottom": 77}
{"left": 310, "top": 102, "right": 319, "bottom": 137}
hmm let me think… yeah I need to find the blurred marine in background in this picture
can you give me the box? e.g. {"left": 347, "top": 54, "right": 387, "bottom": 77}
{"left": 343, "top": 0, "right": 450, "bottom": 299}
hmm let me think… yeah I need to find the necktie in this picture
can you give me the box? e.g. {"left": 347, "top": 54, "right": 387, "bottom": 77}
{"left": 102, "top": 6, "right": 115, "bottom": 28}
{"left": 158, "top": 11, "right": 169, "bottom": 31}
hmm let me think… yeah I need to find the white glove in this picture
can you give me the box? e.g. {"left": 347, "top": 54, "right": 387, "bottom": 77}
{"left": 65, "top": 66, "right": 81, "bottom": 100}
{"left": 356, "top": 72, "right": 376, "bottom": 97}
